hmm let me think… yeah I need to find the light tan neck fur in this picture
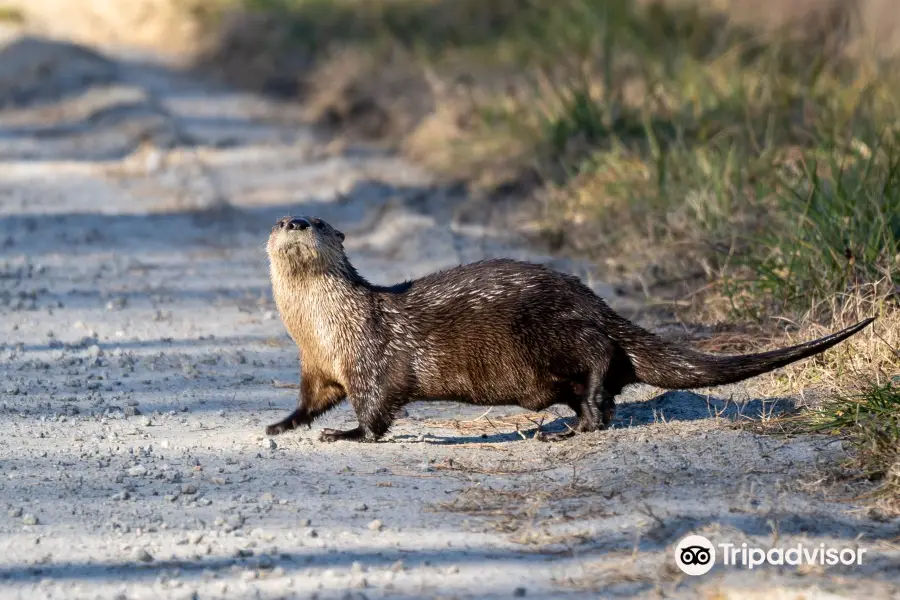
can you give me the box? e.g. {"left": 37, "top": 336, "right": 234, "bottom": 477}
{"left": 269, "top": 256, "right": 370, "bottom": 384}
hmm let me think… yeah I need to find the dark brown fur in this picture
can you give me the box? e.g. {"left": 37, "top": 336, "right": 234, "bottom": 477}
{"left": 264, "top": 215, "right": 875, "bottom": 442}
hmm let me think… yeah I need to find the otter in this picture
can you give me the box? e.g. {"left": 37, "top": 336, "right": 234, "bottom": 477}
{"left": 263, "top": 215, "right": 874, "bottom": 443}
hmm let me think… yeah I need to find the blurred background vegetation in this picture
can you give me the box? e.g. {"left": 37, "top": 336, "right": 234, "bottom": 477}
{"left": 5, "top": 0, "right": 900, "bottom": 508}
{"left": 186, "top": 0, "right": 900, "bottom": 326}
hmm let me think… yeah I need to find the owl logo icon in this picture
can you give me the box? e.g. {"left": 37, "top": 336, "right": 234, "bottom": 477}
{"left": 675, "top": 535, "right": 716, "bottom": 575}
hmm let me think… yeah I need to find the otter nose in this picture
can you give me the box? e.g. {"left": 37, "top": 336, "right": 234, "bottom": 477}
{"left": 285, "top": 218, "right": 310, "bottom": 231}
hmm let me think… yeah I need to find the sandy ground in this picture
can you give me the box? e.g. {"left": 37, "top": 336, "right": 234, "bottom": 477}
{"left": 0, "top": 25, "right": 899, "bottom": 600}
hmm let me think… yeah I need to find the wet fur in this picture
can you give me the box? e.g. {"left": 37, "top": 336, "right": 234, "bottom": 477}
{"left": 264, "top": 215, "right": 875, "bottom": 442}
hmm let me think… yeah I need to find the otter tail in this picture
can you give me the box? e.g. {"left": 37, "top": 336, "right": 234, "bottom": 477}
{"left": 625, "top": 317, "right": 875, "bottom": 390}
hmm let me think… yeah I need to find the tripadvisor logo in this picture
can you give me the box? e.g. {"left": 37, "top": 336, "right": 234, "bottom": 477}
{"left": 674, "top": 534, "right": 868, "bottom": 576}
{"left": 675, "top": 535, "right": 716, "bottom": 576}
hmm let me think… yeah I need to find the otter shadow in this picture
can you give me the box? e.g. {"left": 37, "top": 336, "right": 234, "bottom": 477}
{"left": 613, "top": 389, "right": 796, "bottom": 428}
{"left": 411, "top": 390, "right": 796, "bottom": 445}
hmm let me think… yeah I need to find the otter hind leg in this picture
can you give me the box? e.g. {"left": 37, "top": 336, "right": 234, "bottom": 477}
{"left": 541, "top": 389, "right": 613, "bottom": 442}
{"left": 542, "top": 345, "right": 615, "bottom": 442}
{"left": 599, "top": 388, "right": 616, "bottom": 427}
{"left": 318, "top": 387, "right": 397, "bottom": 443}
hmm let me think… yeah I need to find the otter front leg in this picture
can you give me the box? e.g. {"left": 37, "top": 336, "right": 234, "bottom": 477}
{"left": 319, "top": 426, "right": 366, "bottom": 442}
{"left": 318, "top": 386, "right": 396, "bottom": 443}
{"left": 266, "top": 407, "right": 312, "bottom": 436}
{"left": 265, "top": 375, "right": 345, "bottom": 436}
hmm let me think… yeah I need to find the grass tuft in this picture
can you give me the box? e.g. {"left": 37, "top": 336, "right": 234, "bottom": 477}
{"left": 797, "top": 382, "right": 900, "bottom": 512}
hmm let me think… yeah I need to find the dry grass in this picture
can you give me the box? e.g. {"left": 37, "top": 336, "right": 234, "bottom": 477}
{"left": 739, "top": 286, "right": 900, "bottom": 400}
{"left": 420, "top": 408, "right": 570, "bottom": 439}
{"left": 747, "top": 345, "right": 900, "bottom": 516}
{"left": 434, "top": 474, "right": 612, "bottom": 547}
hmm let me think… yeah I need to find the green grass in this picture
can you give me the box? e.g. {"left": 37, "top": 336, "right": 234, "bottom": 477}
{"left": 721, "top": 140, "right": 900, "bottom": 320}
{"left": 800, "top": 382, "right": 900, "bottom": 509}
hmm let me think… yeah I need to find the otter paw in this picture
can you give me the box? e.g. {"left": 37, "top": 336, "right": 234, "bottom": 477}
{"left": 319, "top": 427, "right": 365, "bottom": 442}
{"left": 318, "top": 428, "right": 340, "bottom": 442}
{"left": 265, "top": 424, "right": 286, "bottom": 436}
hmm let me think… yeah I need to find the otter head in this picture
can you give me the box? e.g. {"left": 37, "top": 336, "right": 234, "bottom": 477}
{"left": 267, "top": 216, "right": 346, "bottom": 273}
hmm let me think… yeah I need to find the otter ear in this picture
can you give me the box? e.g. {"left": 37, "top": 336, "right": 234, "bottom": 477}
{"left": 335, "top": 230, "right": 345, "bottom": 242}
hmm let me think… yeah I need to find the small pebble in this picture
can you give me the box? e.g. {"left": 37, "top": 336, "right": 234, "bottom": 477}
{"left": 367, "top": 520, "right": 383, "bottom": 532}
{"left": 107, "top": 298, "right": 127, "bottom": 311}
{"left": 262, "top": 438, "right": 277, "bottom": 450}
{"left": 8, "top": 508, "right": 23, "bottom": 518}
{"left": 513, "top": 587, "right": 527, "bottom": 597}
{"left": 22, "top": 514, "right": 39, "bottom": 526}
{"left": 390, "top": 560, "right": 405, "bottom": 572}
{"left": 353, "top": 503, "right": 368, "bottom": 512}
{"left": 128, "top": 465, "right": 147, "bottom": 477}
{"left": 225, "top": 515, "right": 245, "bottom": 531}
{"left": 133, "top": 548, "right": 154, "bottom": 563}
{"left": 181, "top": 484, "right": 198, "bottom": 495}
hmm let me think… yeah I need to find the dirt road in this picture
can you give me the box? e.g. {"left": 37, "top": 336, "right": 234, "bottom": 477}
{"left": 0, "top": 25, "right": 898, "bottom": 600}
